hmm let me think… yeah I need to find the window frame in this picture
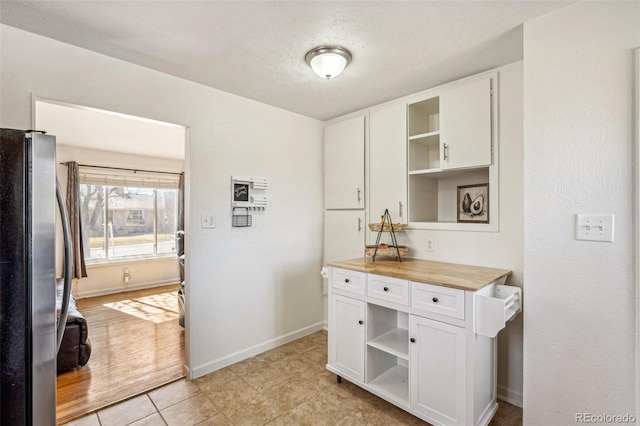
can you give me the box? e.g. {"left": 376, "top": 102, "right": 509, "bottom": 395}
{"left": 81, "top": 183, "right": 178, "bottom": 264}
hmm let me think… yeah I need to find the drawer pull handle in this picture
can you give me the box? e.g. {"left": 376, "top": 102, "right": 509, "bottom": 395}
{"left": 432, "top": 297, "right": 439, "bottom": 303}
{"left": 410, "top": 338, "right": 416, "bottom": 343}
{"left": 345, "top": 279, "right": 350, "bottom": 283}
{"left": 383, "top": 287, "right": 389, "bottom": 292}
{"left": 358, "top": 320, "right": 364, "bottom": 325}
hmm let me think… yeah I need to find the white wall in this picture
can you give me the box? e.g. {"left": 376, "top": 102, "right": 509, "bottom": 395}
{"left": 523, "top": 2, "right": 639, "bottom": 423}
{"left": 55, "top": 144, "right": 184, "bottom": 297}
{"left": 1, "top": 25, "right": 325, "bottom": 377}
{"left": 404, "top": 62, "right": 524, "bottom": 405}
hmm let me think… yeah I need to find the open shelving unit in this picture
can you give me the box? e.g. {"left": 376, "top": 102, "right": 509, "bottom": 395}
{"left": 406, "top": 76, "right": 497, "bottom": 231}
{"left": 366, "top": 304, "right": 409, "bottom": 404}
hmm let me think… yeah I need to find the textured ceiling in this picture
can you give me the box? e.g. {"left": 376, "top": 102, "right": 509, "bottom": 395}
{"left": 1, "top": 1, "right": 570, "bottom": 121}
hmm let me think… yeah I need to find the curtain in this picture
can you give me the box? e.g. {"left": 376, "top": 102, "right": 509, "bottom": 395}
{"left": 66, "top": 161, "right": 88, "bottom": 278}
{"left": 177, "top": 172, "right": 185, "bottom": 238}
{"left": 177, "top": 172, "right": 185, "bottom": 282}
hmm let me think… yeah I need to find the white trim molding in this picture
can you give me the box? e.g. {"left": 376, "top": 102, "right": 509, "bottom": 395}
{"left": 634, "top": 47, "right": 640, "bottom": 423}
{"left": 498, "top": 384, "right": 523, "bottom": 408}
{"left": 189, "top": 322, "right": 325, "bottom": 379}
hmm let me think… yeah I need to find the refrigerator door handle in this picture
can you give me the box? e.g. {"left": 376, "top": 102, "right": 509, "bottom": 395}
{"left": 55, "top": 178, "right": 73, "bottom": 352}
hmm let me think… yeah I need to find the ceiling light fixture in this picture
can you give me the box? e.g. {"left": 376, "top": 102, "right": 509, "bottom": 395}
{"left": 305, "top": 45, "right": 352, "bottom": 80}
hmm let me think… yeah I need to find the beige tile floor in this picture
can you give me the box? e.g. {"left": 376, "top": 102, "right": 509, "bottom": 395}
{"left": 63, "top": 330, "right": 522, "bottom": 426}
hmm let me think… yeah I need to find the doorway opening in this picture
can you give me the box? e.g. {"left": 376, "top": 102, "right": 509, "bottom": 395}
{"left": 34, "top": 98, "right": 189, "bottom": 423}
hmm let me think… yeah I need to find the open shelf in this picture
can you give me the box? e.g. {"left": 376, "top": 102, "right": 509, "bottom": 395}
{"left": 408, "top": 132, "right": 440, "bottom": 172}
{"left": 367, "top": 328, "right": 409, "bottom": 360}
{"left": 408, "top": 96, "right": 439, "bottom": 137}
{"left": 368, "top": 362, "right": 409, "bottom": 404}
{"left": 409, "top": 167, "right": 490, "bottom": 224}
{"left": 408, "top": 130, "right": 440, "bottom": 141}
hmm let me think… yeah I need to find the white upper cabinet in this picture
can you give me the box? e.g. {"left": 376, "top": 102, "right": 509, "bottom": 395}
{"left": 408, "top": 76, "right": 492, "bottom": 174}
{"left": 406, "top": 74, "right": 497, "bottom": 229}
{"left": 440, "top": 77, "right": 492, "bottom": 170}
{"left": 324, "top": 115, "right": 365, "bottom": 209}
{"left": 323, "top": 210, "right": 366, "bottom": 265}
{"left": 369, "top": 103, "right": 407, "bottom": 225}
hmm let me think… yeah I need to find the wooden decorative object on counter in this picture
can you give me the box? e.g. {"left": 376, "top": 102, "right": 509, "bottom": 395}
{"left": 371, "top": 209, "right": 404, "bottom": 262}
{"left": 365, "top": 245, "right": 408, "bottom": 258}
{"left": 368, "top": 222, "right": 407, "bottom": 232}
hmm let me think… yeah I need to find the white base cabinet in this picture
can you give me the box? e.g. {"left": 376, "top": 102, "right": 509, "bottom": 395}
{"left": 329, "top": 293, "right": 365, "bottom": 383}
{"left": 326, "top": 261, "right": 520, "bottom": 426}
{"left": 410, "top": 315, "right": 465, "bottom": 425}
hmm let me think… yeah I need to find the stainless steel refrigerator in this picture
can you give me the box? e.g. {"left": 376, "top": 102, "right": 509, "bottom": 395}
{"left": 1, "top": 129, "right": 72, "bottom": 425}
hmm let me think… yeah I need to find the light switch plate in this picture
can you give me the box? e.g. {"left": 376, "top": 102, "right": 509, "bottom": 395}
{"left": 201, "top": 213, "right": 216, "bottom": 229}
{"left": 575, "top": 214, "right": 614, "bottom": 242}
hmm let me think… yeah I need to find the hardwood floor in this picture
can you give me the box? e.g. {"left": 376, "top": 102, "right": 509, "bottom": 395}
{"left": 56, "top": 284, "right": 185, "bottom": 425}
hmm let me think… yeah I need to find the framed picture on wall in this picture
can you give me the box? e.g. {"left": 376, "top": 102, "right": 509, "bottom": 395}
{"left": 457, "top": 183, "right": 489, "bottom": 223}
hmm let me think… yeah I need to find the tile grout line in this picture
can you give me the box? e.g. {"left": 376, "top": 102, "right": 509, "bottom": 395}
{"left": 144, "top": 393, "right": 168, "bottom": 426}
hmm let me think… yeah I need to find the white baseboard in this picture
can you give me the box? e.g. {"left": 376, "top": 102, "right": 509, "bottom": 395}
{"left": 322, "top": 320, "right": 328, "bottom": 330}
{"left": 183, "top": 363, "right": 191, "bottom": 379}
{"left": 77, "top": 278, "right": 180, "bottom": 298}
{"left": 497, "top": 384, "right": 523, "bottom": 408}
{"left": 190, "top": 321, "right": 325, "bottom": 379}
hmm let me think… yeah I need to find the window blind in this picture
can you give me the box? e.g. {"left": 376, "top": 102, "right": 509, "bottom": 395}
{"left": 79, "top": 167, "right": 180, "bottom": 189}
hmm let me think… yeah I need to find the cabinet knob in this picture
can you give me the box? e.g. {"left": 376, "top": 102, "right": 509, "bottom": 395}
{"left": 383, "top": 287, "right": 389, "bottom": 292}
{"left": 358, "top": 320, "right": 364, "bottom": 325}
{"left": 432, "top": 297, "right": 439, "bottom": 303}
{"left": 410, "top": 338, "right": 416, "bottom": 343}
{"left": 345, "top": 279, "right": 350, "bottom": 283}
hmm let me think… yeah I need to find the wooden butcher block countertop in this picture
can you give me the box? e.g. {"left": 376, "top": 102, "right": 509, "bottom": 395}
{"left": 327, "top": 258, "right": 511, "bottom": 292}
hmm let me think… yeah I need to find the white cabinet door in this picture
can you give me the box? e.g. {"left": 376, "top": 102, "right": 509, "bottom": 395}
{"left": 323, "top": 210, "right": 365, "bottom": 265}
{"left": 329, "top": 294, "right": 365, "bottom": 383}
{"left": 440, "top": 77, "right": 492, "bottom": 170}
{"left": 324, "top": 115, "right": 365, "bottom": 209}
{"left": 410, "top": 315, "right": 465, "bottom": 425}
{"left": 369, "top": 103, "right": 407, "bottom": 227}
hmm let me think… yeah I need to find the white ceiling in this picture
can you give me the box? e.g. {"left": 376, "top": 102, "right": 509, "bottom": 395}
{"left": 1, "top": 1, "right": 571, "bottom": 122}
{"left": 36, "top": 100, "right": 186, "bottom": 159}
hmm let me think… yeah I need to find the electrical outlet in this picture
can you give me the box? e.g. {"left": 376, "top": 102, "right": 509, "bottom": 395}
{"left": 426, "top": 237, "right": 434, "bottom": 252}
{"left": 201, "top": 213, "right": 216, "bottom": 229}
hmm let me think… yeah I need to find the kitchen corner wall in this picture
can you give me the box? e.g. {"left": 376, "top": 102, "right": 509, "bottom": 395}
{"left": 523, "top": 2, "right": 638, "bottom": 423}
{"left": 1, "top": 24, "right": 325, "bottom": 377}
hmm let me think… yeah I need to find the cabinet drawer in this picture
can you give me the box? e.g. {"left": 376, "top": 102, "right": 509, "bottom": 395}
{"left": 411, "top": 282, "right": 465, "bottom": 320}
{"left": 332, "top": 268, "right": 366, "bottom": 295}
{"left": 367, "top": 274, "right": 409, "bottom": 306}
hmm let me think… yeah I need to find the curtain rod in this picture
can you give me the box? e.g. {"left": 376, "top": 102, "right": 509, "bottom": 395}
{"left": 61, "top": 162, "right": 183, "bottom": 176}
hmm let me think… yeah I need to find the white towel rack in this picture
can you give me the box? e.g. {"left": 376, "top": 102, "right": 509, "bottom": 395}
{"left": 475, "top": 285, "right": 522, "bottom": 338}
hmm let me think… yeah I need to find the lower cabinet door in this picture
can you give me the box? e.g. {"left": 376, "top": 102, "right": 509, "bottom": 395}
{"left": 330, "top": 294, "right": 365, "bottom": 383}
{"left": 410, "top": 315, "right": 465, "bottom": 425}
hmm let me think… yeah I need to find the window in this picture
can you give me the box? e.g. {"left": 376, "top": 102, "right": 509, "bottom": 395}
{"left": 126, "top": 210, "right": 146, "bottom": 225}
{"left": 79, "top": 171, "right": 180, "bottom": 262}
